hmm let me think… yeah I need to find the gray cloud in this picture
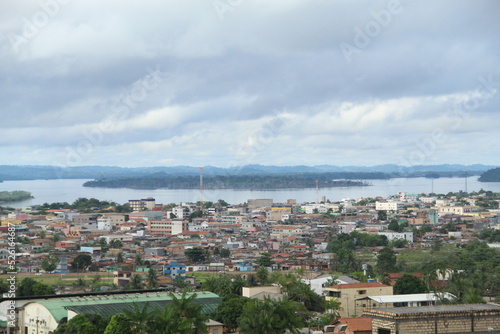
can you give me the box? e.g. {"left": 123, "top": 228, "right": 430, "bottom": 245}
{"left": 0, "top": 0, "right": 498, "bottom": 167}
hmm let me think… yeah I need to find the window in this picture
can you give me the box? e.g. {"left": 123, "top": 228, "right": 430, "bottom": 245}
{"left": 358, "top": 290, "right": 367, "bottom": 295}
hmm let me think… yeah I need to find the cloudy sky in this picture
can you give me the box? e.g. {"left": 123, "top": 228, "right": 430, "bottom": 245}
{"left": 1, "top": 0, "right": 499, "bottom": 168}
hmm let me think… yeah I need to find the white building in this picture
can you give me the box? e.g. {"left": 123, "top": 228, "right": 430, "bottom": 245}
{"left": 379, "top": 231, "right": 413, "bottom": 242}
{"left": 375, "top": 201, "right": 404, "bottom": 212}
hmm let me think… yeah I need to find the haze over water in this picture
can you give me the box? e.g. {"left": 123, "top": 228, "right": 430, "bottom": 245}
{"left": 2, "top": 177, "right": 500, "bottom": 208}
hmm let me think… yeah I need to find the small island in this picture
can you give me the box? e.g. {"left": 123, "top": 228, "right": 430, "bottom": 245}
{"left": 0, "top": 190, "right": 34, "bottom": 203}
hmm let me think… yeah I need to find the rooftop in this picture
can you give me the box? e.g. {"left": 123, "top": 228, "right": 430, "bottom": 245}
{"left": 364, "top": 303, "right": 500, "bottom": 317}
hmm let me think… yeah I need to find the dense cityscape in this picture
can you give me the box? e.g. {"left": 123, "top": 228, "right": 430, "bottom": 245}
{"left": 1, "top": 186, "right": 500, "bottom": 333}
{"left": 2, "top": 0, "right": 499, "bottom": 333}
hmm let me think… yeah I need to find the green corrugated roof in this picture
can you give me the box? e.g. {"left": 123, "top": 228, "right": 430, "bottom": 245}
{"left": 33, "top": 291, "right": 221, "bottom": 322}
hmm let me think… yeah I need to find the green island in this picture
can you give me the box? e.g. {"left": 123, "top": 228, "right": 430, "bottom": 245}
{"left": 82, "top": 173, "right": 377, "bottom": 190}
{"left": 0, "top": 190, "right": 33, "bottom": 203}
{"left": 479, "top": 167, "right": 500, "bottom": 182}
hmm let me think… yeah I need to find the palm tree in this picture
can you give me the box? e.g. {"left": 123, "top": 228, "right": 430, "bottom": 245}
{"left": 147, "top": 268, "right": 158, "bottom": 288}
{"left": 239, "top": 297, "right": 303, "bottom": 334}
{"left": 123, "top": 302, "right": 153, "bottom": 334}
{"left": 128, "top": 274, "right": 144, "bottom": 290}
{"left": 117, "top": 252, "right": 124, "bottom": 264}
{"left": 148, "top": 305, "right": 191, "bottom": 334}
{"left": 170, "top": 292, "right": 208, "bottom": 333}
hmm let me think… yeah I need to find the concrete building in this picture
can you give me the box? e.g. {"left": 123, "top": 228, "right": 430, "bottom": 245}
{"left": 363, "top": 303, "right": 500, "bottom": 334}
{"left": 148, "top": 219, "right": 188, "bottom": 236}
{"left": 163, "top": 261, "right": 186, "bottom": 279}
{"left": 438, "top": 206, "right": 473, "bottom": 216}
{"left": 325, "top": 282, "right": 393, "bottom": 318}
{"left": 375, "top": 201, "right": 404, "bottom": 212}
{"left": 378, "top": 231, "right": 413, "bottom": 242}
{"left": 128, "top": 197, "right": 156, "bottom": 211}
{"left": 247, "top": 199, "right": 273, "bottom": 209}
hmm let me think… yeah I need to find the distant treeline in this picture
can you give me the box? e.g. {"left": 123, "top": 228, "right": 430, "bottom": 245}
{"left": 0, "top": 190, "right": 33, "bottom": 203}
{"left": 479, "top": 167, "right": 500, "bottom": 182}
{"left": 82, "top": 173, "right": 380, "bottom": 190}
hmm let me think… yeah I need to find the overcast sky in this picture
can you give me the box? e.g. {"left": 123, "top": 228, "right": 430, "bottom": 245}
{"left": 1, "top": 0, "right": 499, "bottom": 168}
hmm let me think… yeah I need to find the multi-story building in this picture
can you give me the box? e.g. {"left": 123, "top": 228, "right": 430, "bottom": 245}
{"left": 148, "top": 219, "right": 189, "bottom": 236}
{"left": 378, "top": 231, "right": 413, "bottom": 242}
{"left": 128, "top": 197, "right": 156, "bottom": 211}
{"left": 437, "top": 206, "right": 472, "bottom": 216}
{"left": 325, "top": 282, "right": 393, "bottom": 317}
{"left": 163, "top": 261, "right": 186, "bottom": 279}
{"left": 221, "top": 215, "right": 245, "bottom": 224}
{"left": 172, "top": 206, "right": 190, "bottom": 220}
{"left": 375, "top": 201, "right": 404, "bottom": 212}
{"left": 96, "top": 214, "right": 125, "bottom": 231}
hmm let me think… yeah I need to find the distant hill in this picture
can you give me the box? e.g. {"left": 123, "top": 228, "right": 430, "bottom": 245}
{"left": 479, "top": 168, "right": 500, "bottom": 182}
{"left": 0, "top": 164, "right": 495, "bottom": 181}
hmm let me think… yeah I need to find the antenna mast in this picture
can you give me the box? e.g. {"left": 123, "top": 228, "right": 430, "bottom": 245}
{"left": 199, "top": 167, "right": 204, "bottom": 211}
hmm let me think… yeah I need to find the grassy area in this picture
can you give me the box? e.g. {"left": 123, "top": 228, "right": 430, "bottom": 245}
{"left": 189, "top": 272, "right": 219, "bottom": 283}
{"left": 0, "top": 273, "right": 114, "bottom": 286}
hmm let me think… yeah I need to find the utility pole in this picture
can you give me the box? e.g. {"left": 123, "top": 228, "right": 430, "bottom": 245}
{"left": 464, "top": 171, "right": 468, "bottom": 193}
{"left": 199, "top": 167, "right": 204, "bottom": 211}
{"left": 315, "top": 180, "right": 319, "bottom": 204}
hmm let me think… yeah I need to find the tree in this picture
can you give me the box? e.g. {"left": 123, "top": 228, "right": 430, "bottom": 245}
{"left": 71, "top": 254, "right": 93, "bottom": 272}
{"left": 239, "top": 297, "right": 304, "bottom": 334}
{"left": 257, "top": 252, "right": 274, "bottom": 267}
{"left": 220, "top": 248, "right": 231, "bottom": 258}
{"left": 117, "top": 252, "right": 124, "bottom": 264}
{"left": 122, "top": 302, "right": 153, "bottom": 334}
{"left": 171, "top": 292, "right": 208, "bottom": 333}
{"left": 134, "top": 254, "right": 144, "bottom": 267}
{"left": 214, "top": 296, "right": 250, "bottom": 332}
{"left": 146, "top": 268, "right": 158, "bottom": 289}
{"left": 41, "top": 254, "right": 59, "bottom": 272}
{"left": 103, "top": 313, "right": 132, "bottom": 334}
{"left": 128, "top": 274, "right": 144, "bottom": 290}
{"left": 256, "top": 266, "right": 269, "bottom": 285}
{"left": 377, "top": 210, "right": 387, "bottom": 221}
{"left": 188, "top": 210, "right": 203, "bottom": 222}
{"left": 52, "top": 314, "right": 109, "bottom": 334}
{"left": 18, "top": 278, "right": 55, "bottom": 297}
{"left": 393, "top": 274, "right": 427, "bottom": 295}
{"left": 109, "top": 239, "right": 123, "bottom": 249}
{"left": 388, "top": 219, "right": 399, "bottom": 232}
{"left": 376, "top": 247, "right": 397, "bottom": 274}
{"left": 185, "top": 248, "right": 208, "bottom": 263}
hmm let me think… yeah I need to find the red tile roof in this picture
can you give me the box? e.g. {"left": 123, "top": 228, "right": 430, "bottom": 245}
{"left": 338, "top": 317, "right": 372, "bottom": 331}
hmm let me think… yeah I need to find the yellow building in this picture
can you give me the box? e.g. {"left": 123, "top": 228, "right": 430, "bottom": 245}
{"left": 325, "top": 282, "right": 393, "bottom": 317}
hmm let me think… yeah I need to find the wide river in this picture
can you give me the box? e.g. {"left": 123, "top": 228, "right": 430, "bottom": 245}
{"left": 2, "top": 177, "right": 500, "bottom": 207}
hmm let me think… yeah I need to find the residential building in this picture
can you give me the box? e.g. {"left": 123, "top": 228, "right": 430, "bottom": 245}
{"left": 163, "top": 261, "right": 186, "bottom": 279}
{"left": 148, "top": 219, "right": 189, "bottom": 236}
{"left": 378, "top": 231, "right": 413, "bottom": 242}
{"left": 375, "top": 201, "right": 404, "bottom": 212}
{"left": 128, "top": 197, "right": 156, "bottom": 211}
{"left": 325, "top": 282, "right": 393, "bottom": 317}
{"left": 363, "top": 304, "right": 500, "bottom": 334}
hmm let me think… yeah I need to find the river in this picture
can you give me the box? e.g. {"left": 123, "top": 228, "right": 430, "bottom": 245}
{"left": 1, "top": 177, "right": 500, "bottom": 207}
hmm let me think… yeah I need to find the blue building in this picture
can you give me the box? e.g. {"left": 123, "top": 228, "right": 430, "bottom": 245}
{"left": 163, "top": 261, "right": 186, "bottom": 278}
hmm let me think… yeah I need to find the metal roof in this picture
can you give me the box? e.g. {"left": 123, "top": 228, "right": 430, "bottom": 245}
{"left": 368, "top": 303, "right": 500, "bottom": 315}
{"left": 29, "top": 291, "right": 221, "bottom": 322}
{"left": 356, "top": 293, "right": 455, "bottom": 303}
